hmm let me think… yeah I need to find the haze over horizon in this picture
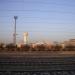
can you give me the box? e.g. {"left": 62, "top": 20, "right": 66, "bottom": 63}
{"left": 0, "top": 0, "right": 75, "bottom": 44}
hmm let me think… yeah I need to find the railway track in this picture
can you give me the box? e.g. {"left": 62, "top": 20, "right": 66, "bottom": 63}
{"left": 0, "top": 70, "right": 75, "bottom": 75}
{"left": 0, "top": 52, "right": 75, "bottom": 75}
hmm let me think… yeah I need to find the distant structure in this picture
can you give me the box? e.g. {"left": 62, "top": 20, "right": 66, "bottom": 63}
{"left": 13, "top": 16, "right": 18, "bottom": 45}
{"left": 64, "top": 39, "right": 75, "bottom": 46}
{"left": 23, "top": 32, "right": 28, "bottom": 44}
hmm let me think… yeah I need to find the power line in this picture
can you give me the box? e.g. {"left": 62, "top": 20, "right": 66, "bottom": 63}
{"left": 0, "top": 21, "right": 56, "bottom": 24}
{"left": 0, "top": 10, "right": 75, "bottom": 15}
{"left": 0, "top": 0, "right": 67, "bottom": 3}
{"left": 0, "top": 9, "right": 74, "bottom": 12}
{"left": 0, "top": 0, "right": 75, "bottom": 7}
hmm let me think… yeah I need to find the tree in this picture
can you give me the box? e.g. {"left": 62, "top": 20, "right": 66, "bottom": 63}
{"left": 0, "top": 43, "right": 4, "bottom": 48}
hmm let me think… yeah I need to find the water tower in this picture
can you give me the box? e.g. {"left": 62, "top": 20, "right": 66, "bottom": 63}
{"left": 23, "top": 32, "right": 28, "bottom": 44}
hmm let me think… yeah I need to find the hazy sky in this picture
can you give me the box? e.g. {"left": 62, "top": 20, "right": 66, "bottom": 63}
{"left": 0, "top": 0, "right": 75, "bottom": 44}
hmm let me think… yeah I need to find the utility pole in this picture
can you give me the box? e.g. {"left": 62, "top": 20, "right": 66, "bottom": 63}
{"left": 13, "top": 16, "right": 18, "bottom": 46}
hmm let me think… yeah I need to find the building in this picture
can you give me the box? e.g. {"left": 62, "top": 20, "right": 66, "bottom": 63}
{"left": 23, "top": 32, "right": 28, "bottom": 44}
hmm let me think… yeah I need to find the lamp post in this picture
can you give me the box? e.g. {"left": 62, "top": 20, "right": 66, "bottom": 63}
{"left": 13, "top": 16, "right": 18, "bottom": 46}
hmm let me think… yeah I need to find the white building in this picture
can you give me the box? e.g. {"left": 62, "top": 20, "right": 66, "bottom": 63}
{"left": 23, "top": 32, "right": 28, "bottom": 44}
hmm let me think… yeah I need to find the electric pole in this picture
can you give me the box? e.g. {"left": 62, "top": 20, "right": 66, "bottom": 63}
{"left": 13, "top": 16, "right": 18, "bottom": 46}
